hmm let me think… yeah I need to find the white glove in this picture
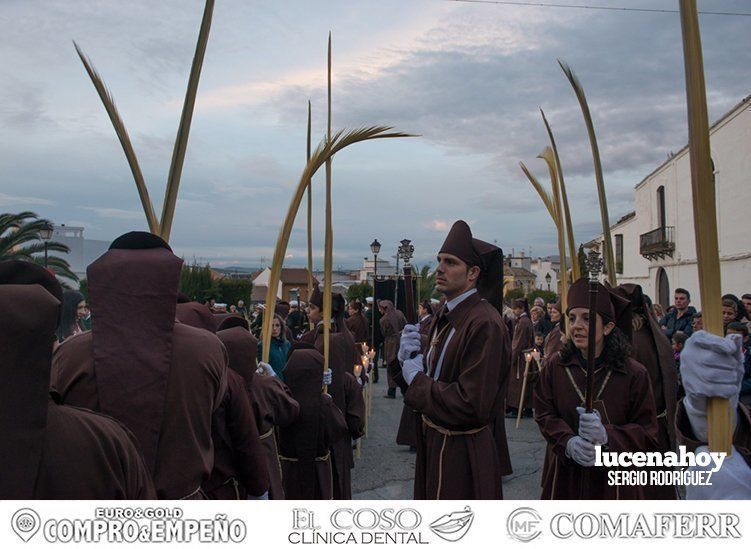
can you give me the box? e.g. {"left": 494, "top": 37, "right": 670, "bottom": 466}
{"left": 323, "top": 369, "right": 332, "bottom": 386}
{"left": 258, "top": 361, "right": 276, "bottom": 377}
{"left": 576, "top": 406, "right": 608, "bottom": 446}
{"left": 401, "top": 353, "right": 423, "bottom": 386}
{"left": 398, "top": 324, "right": 422, "bottom": 363}
{"left": 565, "top": 436, "right": 596, "bottom": 467}
{"left": 681, "top": 332, "right": 744, "bottom": 442}
{"left": 356, "top": 375, "right": 363, "bottom": 386}
{"left": 686, "top": 445, "right": 751, "bottom": 500}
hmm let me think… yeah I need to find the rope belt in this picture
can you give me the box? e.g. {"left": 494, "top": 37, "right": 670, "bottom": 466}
{"left": 259, "top": 427, "right": 274, "bottom": 440}
{"left": 656, "top": 410, "right": 667, "bottom": 419}
{"left": 179, "top": 486, "right": 205, "bottom": 500}
{"left": 421, "top": 415, "right": 488, "bottom": 499}
{"left": 278, "top": 451, "right": 331, "bottom": 463}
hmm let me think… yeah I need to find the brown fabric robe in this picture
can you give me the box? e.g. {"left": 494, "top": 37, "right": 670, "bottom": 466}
{"left": 543, "top": 323, "right": 564, "bottom": 364}
{"left": 0, "top": 270, "right": 155, "bottom": 500}
{"left": 396, "top": 315, "right": 434, "bottom": 448}
{"left": 53, "top": 322, "right": 227, "bottom": 499}
{"left": 506, "top": 313, "right": 535, "bottom": 411}
{"left": 250, "top": 373, "right": 300, "bottom": 499}
{"left": 401, "top": 292, "right": 507, "bottom": 499}
{"left": 380, "top": 302, "right": 407, "bottom": 390}
{"left": 489, "top": 314, "right": 514, "bottom": 477}
{"left": 204, "top": 369, "right": 269, "bottom": 499}
{"left": 216, "top": 325, "right": 299, "bottom": 499}
{"left": 534, "top": 350, "right": 660, "bottom": 499}
{"left": 279, "top": 348, "right": 349, "bottom": 499}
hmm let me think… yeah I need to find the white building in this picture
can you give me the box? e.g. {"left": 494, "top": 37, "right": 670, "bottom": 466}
{"left": 589, "top": 95, "right": 751, "bottom": 309}
{"left": 530, "top": 257, "right": 559, "bottom": 294}
{"left": 50, "top": 224, "right": 111, "bottom": 281}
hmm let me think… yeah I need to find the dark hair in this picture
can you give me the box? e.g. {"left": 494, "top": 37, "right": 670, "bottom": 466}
{"left": 675, "top": 288, "right": 690, "bottom": 300}
{"left": 350, "top": 301, "right": 363, "bottom": 313}
{"left": 727, "top": 322, "right": 749, "bottom": 337}
{"left": 420, "top": 299, "right": 432, "bottom": 313}
{"left": 722, "top": 299, "right": 738, "bottom": 311}
{"left": 271, "top": 314, "right": 287, "bottom": 342}
{"left": 560, "top": 326, "right": 632, "bottom": 371}
{"left": 742, "top": 294, "right": 751, "bottom": 301}
{"left": 723, "top": 293, "right": 746, "bottom": 321}
{"left": 56, "top": 290, "right": 84, "bottom": 342}
{"left": 673, "top": 331, "right": 689, "bottom": 346}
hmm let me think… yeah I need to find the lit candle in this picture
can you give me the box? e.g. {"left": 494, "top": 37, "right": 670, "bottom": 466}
{"left": 525, "top": 352, "right": 532, "bottom": 363}
{"left": 354, "top": 363, "right": 362, "bottom": 378}
{"left": 531, "top": 348, "right": 541, "bottom": 363}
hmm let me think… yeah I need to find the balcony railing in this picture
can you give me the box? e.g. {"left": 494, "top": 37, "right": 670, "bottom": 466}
{"left": 640, "top": 226, "right": 675, "bottom": 260}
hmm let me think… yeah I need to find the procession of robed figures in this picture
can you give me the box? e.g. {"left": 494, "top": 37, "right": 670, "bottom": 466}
{"left": 2, "top": 0, "right": 750, "bottom": 501}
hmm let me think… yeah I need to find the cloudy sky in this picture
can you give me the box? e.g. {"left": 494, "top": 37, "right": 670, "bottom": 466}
{"left": 1, "top": 0, "right": 749, "bottom": 269}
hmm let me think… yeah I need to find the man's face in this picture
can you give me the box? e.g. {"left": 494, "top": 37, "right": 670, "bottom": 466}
{"left": 238, "top": 300, "right": 244, "bottom": 308}
{"left": 512, "top": 306, "right": 523, "bottom": 317}
{"left": 692, "top": 317, "right": 703, "bottom": 331}
{"left": 534, "top": 335, "right": 544, "bottom": 347}
{"left": 547, "top": 303, "right": 553, "bottom": 316}
{"left": 674, "top": 292, "right": 688, "bottom": 310}
{"left": 535, "top": 298, "right": 544, "bottom": 308}
{"left": 348, "top": 305, "right": 356, "bottom": 317}
{"left": 434, "top": 253, "right": 479, "bottom": 297}
{"left": 308, "top": 304, "right": 322, "bottom": 324}
{"left": 722, "top": 306, "right": 736, "bottom": 325}
{"left": 743, "top": 297, "right": 751, "bottom": 317}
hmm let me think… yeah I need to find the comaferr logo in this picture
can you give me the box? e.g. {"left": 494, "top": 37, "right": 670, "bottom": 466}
{"left": 507, "top": 507, "right": 542, "bottom": 542}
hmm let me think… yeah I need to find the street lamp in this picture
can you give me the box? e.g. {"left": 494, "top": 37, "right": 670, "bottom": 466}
{"left": 370, "top": 239, "right": 381, "bottom": 382}
{"left": 545, "top": 272, "right": 551, "bottom": 292}
{"left": 40, "top": 221, "right": 54, "bottom": 269}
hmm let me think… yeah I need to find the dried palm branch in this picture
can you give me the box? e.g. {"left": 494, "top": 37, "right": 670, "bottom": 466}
{"left": 520, "top": 159, "right": 568, "bottom": 323}
{"left": 74, "top": 42, "right": 159, "bottom": 234}
{"left": 679, "top": 0, "right": 730, "bottom": 453}
{"left": 323, "top": 32, "right": 334, "bottom": 384}
{"left": 260, "top": 126, "right": 415, "bottom": 362}
{"left": 540, "top": 108, "right": 580, "bottom": 281}
{"left": 160, "top": 0, "right": 215, "bottom": 242}
{"left": 558, "top": 59, "right": 616, "bottom": 285}
{"left": 306, "top": 100, "right": 314, "bottom": 309}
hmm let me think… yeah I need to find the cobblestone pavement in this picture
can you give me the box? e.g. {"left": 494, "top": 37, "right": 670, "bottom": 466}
{"left": 352, "top": 369, "right": 546, "bottom": 499}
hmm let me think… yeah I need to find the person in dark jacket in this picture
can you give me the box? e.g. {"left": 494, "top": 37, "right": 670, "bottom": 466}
{"left": 659, "top": 288, "right": 696, "bottom": 340}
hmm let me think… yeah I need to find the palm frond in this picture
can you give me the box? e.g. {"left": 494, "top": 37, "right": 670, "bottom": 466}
{"left": 74, "top": 42, "right": 160, "bottom": 234}
{"left": 160, "top": 0, "right": 215, "bottom": 242}
{"left": 0, "top": 211, "right": 39, "bottom": 233}
{"left": 540, "top": 108, "right": 580, "bottom": 280}
{"left": 306, "top": 100, "right": 313, "bottom": 303}
{"left": 519, "top": 161, "right": 556, "bottom": 220}
{"left": 261, "top": 125, "right": 415, "bottom": 360}
{"left": 558, "top": 58, "right": 615, "bottom": 285}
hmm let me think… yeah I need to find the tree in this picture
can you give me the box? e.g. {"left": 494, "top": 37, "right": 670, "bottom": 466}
{"left": 417, "top": 264, "right": 439, "bottom": 302}
{"left": 0, "top": 211, "right": 77, "bottom": 283}
{"left": 179, "top": 262, "right": 216, "bottom": 302}
{"left": 504, "top": 288, "right": 525, "bottom": 302}
{"left": 577, "top": 244, "right": 587, "bottom": 282}
{"left": 528, "top": 289, "right": 558, "bottom": 305}
{"left": 346, "top": 281, "right": 372, "bottom": 303}
{"left": 218, "top": 278, "right": 253, "bottom": 306}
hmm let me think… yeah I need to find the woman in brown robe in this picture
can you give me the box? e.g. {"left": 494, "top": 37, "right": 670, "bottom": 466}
{"left": 543, "top": 301, "right": 565, "bottom": 362}
{"left": 279, "top": 347, "right": 349, "bottom": 499}
{"left": 346, "top": 300, "right": 370, "bottom": 344}
{"left": 533, "top": 278, "right": 660, "bottom": 499}
{"left": 1, "top": 260, "right": 155, "bottom": 499}
{"left": 506, "top": 298, "right": 535, "bottom": 418}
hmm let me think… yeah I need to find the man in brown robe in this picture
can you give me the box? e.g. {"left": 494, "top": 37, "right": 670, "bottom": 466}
{"left": 279, "top": 346, "right": 349, "bottom": 499}
{"left": 379, "top": 300, "right": 406, "bottom": 398}
{"left": 613, "top": 283, "right": 679, "bottom": 499}
{"left": 506, "top": 298, "right": 535, "bottom": 419}
{"left": 216, "top": 323, "right": 300, "bottom": 499}
{"left": 393, "top": 220, "right": 510, "bottom": 499}
{"left": 534, "top": 278, "right": 660, "bottom": 499}
{"left": 1, "top": 260, "right": 155, "bottom": 499}
{"left": 52, "top": 232, "right": 227, "bottom": 499}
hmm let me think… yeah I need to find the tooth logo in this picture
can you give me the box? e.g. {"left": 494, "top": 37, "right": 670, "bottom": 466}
{"left": 429, "top": 506, "right": 474, "bottom": 542}
{"left": 11, "top": 509, "right": 40, "bottom": 543}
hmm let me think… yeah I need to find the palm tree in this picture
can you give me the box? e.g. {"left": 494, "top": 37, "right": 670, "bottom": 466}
{"left": 0, "top": 211, "right": 78, "bottom": 283}
{"left": 417, "top": 264, "right": 438, "bottom": 302}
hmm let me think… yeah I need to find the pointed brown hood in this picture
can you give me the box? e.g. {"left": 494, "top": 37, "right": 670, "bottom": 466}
{"left": 567, "top": 277, "right": 632, "bottom": 339}
{"left": 88, "top": 231, "right": 182, "bottom": 473}
{"left": 176, "top": 301, "right": 217, "bottom": 333}
{"left": 0, "top": 260, "right": 62, "bottom": 498}
{"left": 439, "top": 220, "right": 503, "bottom": 313}
{"left": 216, "top": 326, "right": 258, "bottom": 389}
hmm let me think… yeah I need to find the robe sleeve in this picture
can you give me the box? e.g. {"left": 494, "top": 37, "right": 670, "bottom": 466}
{"left": 225, "top": 373, "right": 270, "bottom": 497}
{"left": 343, "top": 372, "right": 366, "bottom": 439}
{"left": 404, "top": 318, "right": 502, "bottom": 427}
{"left": 321, "top": 394, "right": 349, "bottom": 446}
{"left": 602, "top": 363, "right": 660, "bottom": 453}
{"left": 264, "top": 377, "right": 301, "bottom": 428}
{"left": 533, "top": 355, "right": 576, "bottom": 459}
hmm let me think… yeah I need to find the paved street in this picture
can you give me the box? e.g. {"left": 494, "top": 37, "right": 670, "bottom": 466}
{"left": 352, "top": 368, "right": 547, "bottom": 499}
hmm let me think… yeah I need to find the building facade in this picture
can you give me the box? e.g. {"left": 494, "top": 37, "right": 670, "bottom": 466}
{"left": 589, "top": 96, "right": 751, "bottom": 309}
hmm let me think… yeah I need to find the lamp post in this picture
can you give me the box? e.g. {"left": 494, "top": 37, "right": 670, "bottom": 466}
{"left": 370, "top": 239, "right": 381, "bottom": 343}
{"left": 40, "top": 221, "right": 54, "bottom": 269}
{"left": 545, "top": 272, "right": 552, "bottom": 292}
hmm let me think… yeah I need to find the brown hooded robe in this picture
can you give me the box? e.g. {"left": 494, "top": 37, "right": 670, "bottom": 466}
{"left": 0, "top": 260, "right": 155, "bottom": 499}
